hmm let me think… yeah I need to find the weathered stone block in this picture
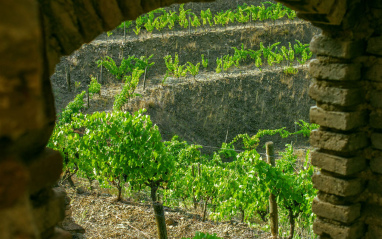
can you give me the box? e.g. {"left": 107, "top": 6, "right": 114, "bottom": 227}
{"left": 310, "top": 34, "right": 364, "bottom": 59}
{"left": 371, "top": 91, "right": 382, "bottom": 108}
{"left": 311, "top": 150, "right": 366, "bottom": 175}
{"left": 365, "top": 225, "right": 382, "bottom": 239}
{"left": 318, "top": 191, "right": 350, "bottom": 205}
{"left": 365, "top": 204, "right": 382, "bottom": 226}
{"left": 312, "top": 197, "right": 361, "bottom": 223}
{"left": 369, "top": 1, "right": 382, "bottom": 8}
{"left": 368, "top": 179, "right": 382, "bottom": 194}
{"left": 309, "top": 82, "right": 363, "bottom": 106}
{"left": 27, "top": 148, "right": 63, "bottom": 194}
{"left": 372, "top": 133, "right": 382, "bottom": 150}
{"left": 367, "top": 37, "right": 382, "bottom": 56}
{"left": 310, "top": 130, "right": 368, "bottom": 152}
{"left": 365, "top": 58, "right": 382, "bottom": 82}
{"left": 312, "top": 171, "right": 364, "bottom": 197}
{"left": 371, "top": 157, "right": 382, "bottom": 174}
{"left": 0, "top": 194, "right": 41, "bottom": 239}
{"left": 310, "top": 106, "right": 366, "bottom": 131}
{"left": 370, "top": 111, "right": 382, "bottom": 129}
{"left": 314, "top": 218, "right": 364, "bottom": 239}
{"left": 298, "top": 0, "right": 346, "bottom": 25}
{"left": 0, "top": 158, "right": 29, "bottom": 209}
{"left": 33, "top": 188, "right": 66, "bottom": 235}
{"left": 309, "top": 59, "right": 361, "bottom": 81}
{"left": 93, "top": 0, "right": 123, "bottom": 30}
{"left": 71, "top": 1, "right": 104, "bottom": 43}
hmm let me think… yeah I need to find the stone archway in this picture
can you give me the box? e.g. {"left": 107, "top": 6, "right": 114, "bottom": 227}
{"left": 1, "top": 0, "right": 381, "bottom": 238}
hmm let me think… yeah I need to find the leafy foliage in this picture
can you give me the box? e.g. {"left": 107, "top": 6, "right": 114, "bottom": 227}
{"left": 283, "top": 64, "right": 298, "bottom": 75}
{"left": 135, "top": 54, "right": 155, "bottom": 71}
{"left": 96, "top": 56, "right": 137, "bottom": 81}
{"left": 88, "top": 76, "right": 101, "bottom": 97}
{"left": 113, "top": 68, "right": 144, "bottom": 111}
{"left": 120, "top": 2, "right": 296, "bottom": 36}
{"left": 295, "top": 120, "right": 319, "bottom": 137}
{"left": 201, "top": 54, "right": 208, "bottom": 68}
{"left": 57, "top": 91, "right": 86, "bottom": 125}
{"left": 50, "top": 109, "right": 318, "bottom": 237}
{"left": 164, "top": 53, "right": 187, "bottom": 82}
{"left": 186, "top": 62, "right": 200, "bottom": 81}
{"left": 50, "top": 109, "right": 173, "bottom": 199}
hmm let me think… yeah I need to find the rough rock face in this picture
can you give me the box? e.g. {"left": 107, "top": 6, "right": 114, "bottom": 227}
{"left": 1, "top": 0, "right": 382, "bottom": 238}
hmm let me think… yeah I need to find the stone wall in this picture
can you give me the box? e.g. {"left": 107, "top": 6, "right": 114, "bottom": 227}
{"left": 308, "top": 35, "right": 368, "bottom": 239}
{"left": 274, "top": 0, "right": 382, "bottom": 238}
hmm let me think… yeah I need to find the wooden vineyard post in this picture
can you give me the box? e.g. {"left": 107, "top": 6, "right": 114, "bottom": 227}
{"left": 150, "top": 185, "right": 168, "bottom": 239}
{"left": 266, "top": 142, "right": 278, "bottom": 239}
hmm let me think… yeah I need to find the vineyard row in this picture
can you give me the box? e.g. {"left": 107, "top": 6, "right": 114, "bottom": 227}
{"left": 50, "top": 89, "right": 318, "bottom": 238}
{"left": 109, "top": 2, "right": 297, "bottom": 37}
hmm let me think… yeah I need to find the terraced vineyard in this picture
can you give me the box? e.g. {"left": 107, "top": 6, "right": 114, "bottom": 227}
{"left": 50, "top": 0, "right": 321, "bottom": 238}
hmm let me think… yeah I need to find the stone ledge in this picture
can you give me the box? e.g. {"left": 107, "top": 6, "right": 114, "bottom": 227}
{"left": 371, "top": 133, "right": 382, "bottom": 150}
{"left": 309, "top": 59, "right": 361, "bottom": 81}
{"left": 314, "top": 218, "right": 364, "bottom": 239}
{"left": 27, "top": 148, "right": 63, "bottom": 194}
{"left": 310, "top": 106, "right": 366, "bottom": 131}
{"left": 309, "top": 82, "right": 363, "bottom": 107}
{"left": 310, "top": 34, "right": 364, "bottom": 59}
{"left": 310, "top": 130, "right": 368, "bottom": 152}
{"left": 312, "top": 197, "right": 361, "bottom": 224}
{"left": 313, "top": 171, "right": 364, "bottom": 197}
{"left": 311, "top": 150, "right": 366, "bottom": 175}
